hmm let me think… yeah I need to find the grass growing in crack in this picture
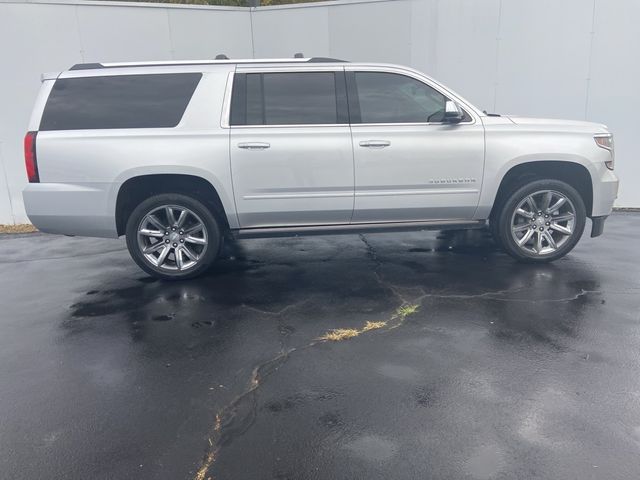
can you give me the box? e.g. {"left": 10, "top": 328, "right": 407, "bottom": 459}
{"left": 362, "top": 320, "right": 387, "bottom": 331}
{"left": 319, "top": 328, "right": 361, "bottom": 341}
{"left": 395, "top": 304, "right": 419, "bottom": 319}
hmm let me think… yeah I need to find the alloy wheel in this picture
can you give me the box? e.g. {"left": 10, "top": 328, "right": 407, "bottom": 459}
{"left": 137, "top": 205, "right": 208, "bottom": 271}
{"left": 510, "top": 190, "right": 576, "bottom": 256}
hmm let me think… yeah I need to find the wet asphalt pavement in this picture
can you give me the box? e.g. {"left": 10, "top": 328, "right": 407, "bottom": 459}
{"left": 1, "top": 213, "right": 640, "bottom": 480}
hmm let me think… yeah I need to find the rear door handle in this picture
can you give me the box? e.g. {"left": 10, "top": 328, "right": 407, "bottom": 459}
{"left": 359, "top": 140, "right": 391, "bottom": 149}
{"left": 238, "top": 142, "right": 270, "bottom": 150}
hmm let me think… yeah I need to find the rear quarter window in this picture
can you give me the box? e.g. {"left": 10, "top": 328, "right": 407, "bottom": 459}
{"left": 39, "top": 73, "right": 202, "bottom": 131}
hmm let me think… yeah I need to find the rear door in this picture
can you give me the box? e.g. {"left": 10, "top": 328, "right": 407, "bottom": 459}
{"left": 228, "top": 67, "right": 353, "bottom": 228}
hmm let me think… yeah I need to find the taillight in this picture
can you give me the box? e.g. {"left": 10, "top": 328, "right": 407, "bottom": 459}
{"left": 24, "top": 131, "right": 39, "bottom": 183}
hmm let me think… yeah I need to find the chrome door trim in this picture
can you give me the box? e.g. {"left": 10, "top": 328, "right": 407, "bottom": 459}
{"left": 243, "top": 192, "right": 354, "bottom": 200}
{"left": 355, "top": 188, "right": 479, "bottom": 197}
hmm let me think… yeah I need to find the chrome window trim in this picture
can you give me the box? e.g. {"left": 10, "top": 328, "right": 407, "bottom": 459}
{"left": 231, "top": 124, "right": 350, "bottom": 129}
{"left": 235, "top": 65, "right": 346, "bottom": 74}
{"left": 223, "top": 65, "right": 481, "bottom": 128}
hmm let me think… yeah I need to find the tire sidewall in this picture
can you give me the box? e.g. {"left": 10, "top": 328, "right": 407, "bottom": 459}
{"left": 125, "top": 193, "right": 221, "bottom": 280}
{"left": 497, "top": 179, "right": 586, "bottom": 263}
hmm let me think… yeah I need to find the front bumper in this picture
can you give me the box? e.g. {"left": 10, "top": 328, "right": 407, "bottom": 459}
{"left": 591, "top": 167, "right": 619, "bottom": 217}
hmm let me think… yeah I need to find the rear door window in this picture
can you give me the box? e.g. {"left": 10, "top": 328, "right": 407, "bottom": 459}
{"left": 40, "top": 73, "right": 202, "bottom": 131}
{"left": 230, "top": 72, "right": 347, "bottom": 126}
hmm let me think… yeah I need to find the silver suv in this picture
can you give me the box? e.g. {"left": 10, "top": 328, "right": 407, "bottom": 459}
{"left": 23, "top": 57, "right": 619, "bottom": 280}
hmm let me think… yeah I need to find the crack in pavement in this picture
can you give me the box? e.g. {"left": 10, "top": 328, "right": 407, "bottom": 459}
{"left": 192, "top": 236, "right": 630, "bottom": 479}
{"left": 193, "top": 236, "right": 421, "bottom": 480}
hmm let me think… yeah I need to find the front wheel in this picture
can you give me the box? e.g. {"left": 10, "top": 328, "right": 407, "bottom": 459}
{"left": 495, "top": 179, "right": 586, "bottom": 263}
{"left": 125, "top": 193, "right": 221, "bottom": 280}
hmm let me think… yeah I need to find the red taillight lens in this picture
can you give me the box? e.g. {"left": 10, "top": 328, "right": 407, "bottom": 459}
{"left": 24, "top": 131, "right": 39, "bottom": 183}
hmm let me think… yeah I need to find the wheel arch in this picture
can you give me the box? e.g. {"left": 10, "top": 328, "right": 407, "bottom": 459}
{"left": 489, "top": 160, "right": 593, "bottom": 220}
{"left": 115, "top": 173, "right": 232, "bottom": 237}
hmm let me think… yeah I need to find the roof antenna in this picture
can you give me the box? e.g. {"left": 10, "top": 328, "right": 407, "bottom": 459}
{"left": 215, "top": 54, "right": 229, "bottom": 60}
{"left": 293, "top": 52, "right": 304, "bottom": 58}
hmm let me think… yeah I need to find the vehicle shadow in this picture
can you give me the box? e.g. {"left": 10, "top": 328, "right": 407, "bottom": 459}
{"left": 63, "top": 228, "right": 604, "bottom": 354}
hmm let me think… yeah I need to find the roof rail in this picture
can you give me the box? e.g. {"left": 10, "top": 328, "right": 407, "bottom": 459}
{"left": 308, "top": 57, "right": 348, "bottom": 63}
{"left": 68, "top": 57, "right": 348, "bottom": 71}
{"left": 69, "top": 63, "right": 104, "bottom": 71}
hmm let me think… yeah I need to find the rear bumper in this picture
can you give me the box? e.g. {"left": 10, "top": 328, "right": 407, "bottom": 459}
{"left": 23, "top": 183, "right": 118, "bottom": 238}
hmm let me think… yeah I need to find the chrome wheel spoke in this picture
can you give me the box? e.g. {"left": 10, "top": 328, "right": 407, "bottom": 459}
{"left": 549, "top": 222, "right": 572, "bottom": 235}
{"left": 166, "top": 206, "right": 177, "bottom": 226}
{"left": 512, "top": 223, "right": 531, "bottom": 233}
{"left": 535, "top": 231, "right": 544, "bottom": 253}
{"left": 543, "top": 231, "right": 557, "bottom": 250}
{"left": 143, "top": 242, "right": 165, "bottom": 254}
{"left": 176, "top": 209, "right": 188, "bottom": 227}
{"left": 140, "top": 228, "right": 164, "bottom": 238}
{"left": 147, "top": 215, "right": 166, "bottom": 231}
{"left": 175, "top": 248, "right": 185, "bottom": 270}
{"left": 540, "top": 191, "right": 553, "bottom": 212}
{"left": 185, "top": 235, "right": 206, "bottom": 245}
{"left": 547, "top": 197, "right": 566, "bottom": 213}
{"left": 517, "top": 228, "right": 535, "bottom": 246}
{"left": 156, "top": 245, "right": 171, "bottom": 266}
{"left": 184, "top": 223, "right": 204, "bottom": 235}
{"left": 516, "top": 208, "right": 534, "bottom": 219}
{"left": 181, "top": 245, "right": 198, "bottom": 261}
{"left": 552, "top": 213, "right": 574, "bottom": 222}
{"left": 525, "top": 195, "right": 538, "bottom": 213}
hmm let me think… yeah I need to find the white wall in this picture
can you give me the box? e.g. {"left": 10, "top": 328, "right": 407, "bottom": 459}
{"left": 0, "top": 0, "right": 638, "bottom": 224}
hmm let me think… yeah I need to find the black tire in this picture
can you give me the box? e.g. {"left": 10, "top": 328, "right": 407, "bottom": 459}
{"left": 494, "top": 179, "right": 586, "bottom": 263}
{"left": 125, "top": 193, "right": 221, "bottom": 280}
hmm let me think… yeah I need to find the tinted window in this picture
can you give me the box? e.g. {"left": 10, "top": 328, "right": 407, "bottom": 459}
{"left": 40, "top": 73, "right": 202, "bottom": 131}
{"left": 230, "top": 72, "right": 343, "bottom": 126}
{"left": 354, "top": 72, "right": 447, "bottom": 123}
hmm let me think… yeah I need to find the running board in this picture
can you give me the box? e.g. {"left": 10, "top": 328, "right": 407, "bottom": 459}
{"left": 233, "top": 219, "right": 486, "bottom": 239}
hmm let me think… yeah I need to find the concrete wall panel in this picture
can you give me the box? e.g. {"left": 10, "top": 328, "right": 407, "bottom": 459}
{"left": 327, "top": 0, "right": 412, "bottom": 65}
{"left": 75, "top": 5, "right": 173, "bottom": 62}
{"left": 587, "top": 0, "right": 640, "bottom": 207}
{"left": 495, "top": 0, "right": 593, "bottom": 119}
{"left": 0, "top": 0, "right": 638, "bottom": 224}
{"left": 251, "top": 6, "right": 330, "bottom": 58}
{"left": 169, "top": 8, "right": 253, "bottom": 60}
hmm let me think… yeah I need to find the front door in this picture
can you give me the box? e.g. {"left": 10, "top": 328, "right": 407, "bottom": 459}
{"left": 229, "top": 69, "right": 353, "bottom": 228}
{"left": 347, "top": 69, "right": 485, "bottom": 223}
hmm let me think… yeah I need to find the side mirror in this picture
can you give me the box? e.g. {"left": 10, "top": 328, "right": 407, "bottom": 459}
{"left": 443, "top": 100, "right": 464, "bottom": 123}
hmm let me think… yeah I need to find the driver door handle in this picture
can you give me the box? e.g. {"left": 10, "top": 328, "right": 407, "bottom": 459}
{"left": 359, "top": 140, "right": 391, "bottom": 149}
{"left": 238, "top": 142, "right": 271, "bottom": 150}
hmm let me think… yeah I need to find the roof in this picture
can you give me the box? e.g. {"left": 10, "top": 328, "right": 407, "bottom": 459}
{"left": 69, "top": 57, "right": 347, "bottom": 71}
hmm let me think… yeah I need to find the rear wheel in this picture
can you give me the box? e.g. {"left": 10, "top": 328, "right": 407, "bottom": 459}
{"left": 494, "top": 179, "right": 586, "bottom": 263}
{"left": 125, "top": 193, "right": 221, "bottom": 280}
